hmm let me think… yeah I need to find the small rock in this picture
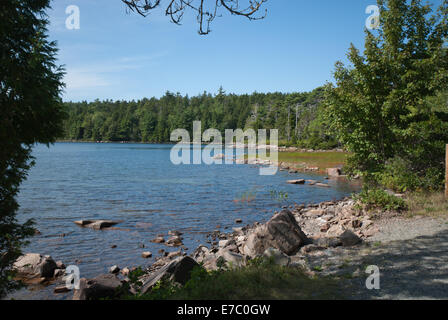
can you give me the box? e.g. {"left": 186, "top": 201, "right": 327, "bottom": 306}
{"left": 54, "top": 269, "right": 64, "bottom": 278}
{"left": 315, "top": 183, "right": 331, "bottom": 188}
{"left": 55, "top": 261, "right": 66, "bottom": 269}
{"left": 235, "top": 219, "right": 243, "bottom": 224}
{"left": 142, "top": 252, "right": 152, "bottom": 259}
{"left": 121, "top": 267, "right": 130, "bottom": 276}
{"left": 54, "top": 286, "right": 70, "bottom": 294}
{"left": 151, "top": 236, "right": 165, "bottom": 244}
{"left": 166, "top": 236, "right": 183, "bottom": 247}
{"left": 109, "top": 265, "right": 120, "bottom": 274}
{"left": 362, "top": 227, "right": 379, "bottom": 237}
{"left": 300, "top": 244, "right": 326, "bottom": 254}
{"left": 287, "top": 179, "right": 305, "bottom": 185}
{"left": 339, "top": 230, "right": 362, "bottom": 247}
{"left": 167, "top": 251, "right": 182, "bottom": 259}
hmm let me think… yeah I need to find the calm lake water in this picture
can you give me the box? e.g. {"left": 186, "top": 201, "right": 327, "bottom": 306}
{"left": 9, "top": 143, "right": 359, "bottom": 299}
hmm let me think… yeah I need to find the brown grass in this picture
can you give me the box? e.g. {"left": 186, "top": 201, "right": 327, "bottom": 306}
{"left": 405, "top": 192, "right": 448, "bottom": 218}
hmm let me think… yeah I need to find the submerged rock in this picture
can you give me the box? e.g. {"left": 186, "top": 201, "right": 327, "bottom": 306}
{"left": 287, "top": 179, "right": 305, "bottom": 185}
{"left": 151, "top": 236, "right": 165, "bottom": 244}
{"left": 74, "top": 220, "right": 120, "bottom": 230}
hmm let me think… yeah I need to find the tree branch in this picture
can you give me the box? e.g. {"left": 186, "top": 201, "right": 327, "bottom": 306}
{"left": 121, "top": 0, "right": 267, "bottom": 34}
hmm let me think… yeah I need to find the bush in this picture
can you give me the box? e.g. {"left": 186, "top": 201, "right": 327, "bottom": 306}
{"left": 354, "top": 188, "right": 407, "bottom": 211}
{"left": 377, "top": 157, "right": 422, "bottom": 192}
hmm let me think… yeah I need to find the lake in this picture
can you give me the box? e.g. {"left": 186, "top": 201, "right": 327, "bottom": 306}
{"left": 9, "top": 142, "right": 359, "bottom": 299}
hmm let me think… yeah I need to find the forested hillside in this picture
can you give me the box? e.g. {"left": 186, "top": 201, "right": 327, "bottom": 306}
{"left": 62, "top": 87, "right": 339, "bottom": 149}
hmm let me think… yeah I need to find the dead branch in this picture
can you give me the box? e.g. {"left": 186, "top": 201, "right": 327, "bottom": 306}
{"left": 121, "top": 0, "right": 267, "bottom": 34}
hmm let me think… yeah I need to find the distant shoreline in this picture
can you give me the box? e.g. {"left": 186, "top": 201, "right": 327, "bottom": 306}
{"left": 54, "top": 140, "right": 346, "bottom": 153}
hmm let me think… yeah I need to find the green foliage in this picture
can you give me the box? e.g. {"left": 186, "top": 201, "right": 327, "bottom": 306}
{"left": 62, "top": 87, "right": 336, "bottom": 148}
{"left": 324, "top": 0, "right": 448, "bottom": 191}
{"left": 376, "top": 157, "right": 422, "bottom": 192}
{"left": 354, "top": 188, "right": 407, "bottom": 211}
{"left": 125, "top": 258, "right": 343, "bottom": 300}
{"left": 269, "top": 190, "right": 289, "bottom": 202}
{"left": 0, "top": 0, "right": 65, "bottom": 297}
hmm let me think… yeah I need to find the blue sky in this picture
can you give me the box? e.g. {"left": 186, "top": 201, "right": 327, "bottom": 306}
{"left": 47, "top": 0, "right": 443, "bottom": 102}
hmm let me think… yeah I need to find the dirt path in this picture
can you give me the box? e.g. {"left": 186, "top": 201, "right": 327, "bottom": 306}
{"left": 304, "top": 216, "right": 448, "bottom": 299}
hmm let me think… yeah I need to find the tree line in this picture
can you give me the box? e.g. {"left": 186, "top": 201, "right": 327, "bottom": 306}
{"left": 62, "top": 87, "right": 339, "bottom": 149}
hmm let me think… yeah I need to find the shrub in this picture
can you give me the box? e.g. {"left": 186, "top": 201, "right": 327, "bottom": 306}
{"left": 354, "top": 188, "right": 407, "bottom": 211}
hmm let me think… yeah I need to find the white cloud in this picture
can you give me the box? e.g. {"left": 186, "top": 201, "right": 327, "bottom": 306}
{"left": 62, "top": 53, "right": 166, "bottom": 91}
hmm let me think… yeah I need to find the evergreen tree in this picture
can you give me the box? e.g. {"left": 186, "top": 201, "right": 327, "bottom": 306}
{"left": 0, "top": 0, "right": 65, "bottom": 296}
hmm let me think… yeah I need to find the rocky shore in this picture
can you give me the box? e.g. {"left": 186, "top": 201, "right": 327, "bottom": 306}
{"left": 13, "top": 195, "right": 388, "bottom": 300}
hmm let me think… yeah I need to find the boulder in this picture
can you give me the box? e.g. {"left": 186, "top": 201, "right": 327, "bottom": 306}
{"left": 216, "top": 249, "right": 245, "bottom": 268}
{"left": 13, "top": 253, "right": 57, "bottom": 279}
{"left": 73, "top": 274, "right": 124, "bottom": 300}
{"left": 339, "top": 230, "right": 362, "bottom": 246}
{"left": 192, "top": 245, "right": 210, "bottom": 264}
{"left": 242, "top": 209, "right": 310, "bottom": 257}
{"left": 74, "top": 220, "right": 120, "bottom": 230}
{"left": 326, "top": 224, "right": 345, "bottom": 237}
{"left": 142, "top": 252, "right": 152, "bottom": 259}
{"left": 140, "top": 256, "right": 201, "bottom": 294}
{"left": 109, "top": 265, "right": 120, "bottom": 274}
{"left": 326, "top": 168, "right": 341, "bottom": 177}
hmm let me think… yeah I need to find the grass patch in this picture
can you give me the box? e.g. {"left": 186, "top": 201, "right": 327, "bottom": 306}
{"left": 126, "top": 259, "right": 345, "bottom": 300}
{"left": 405, "top": 192, "right": 448, "bottom": 218}
{"left": 277, "top": 152, "right": 348, "bottom": 170}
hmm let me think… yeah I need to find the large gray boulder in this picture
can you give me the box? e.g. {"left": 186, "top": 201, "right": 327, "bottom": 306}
{"left": 13, "top": 253, "right": 57, "bottom": 279}
{"left": 242, "top": 209, "right": 310, "bottom": 257}
{"left": 140, "top": 256, "right": 201, "bottom": 294}
{"left": 73, "top": 274, "right": 125, "bottom": 300}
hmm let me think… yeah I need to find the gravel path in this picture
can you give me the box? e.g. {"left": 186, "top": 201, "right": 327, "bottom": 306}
{"left": 304, "top": 216, "right": 448, "bottom": 299}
